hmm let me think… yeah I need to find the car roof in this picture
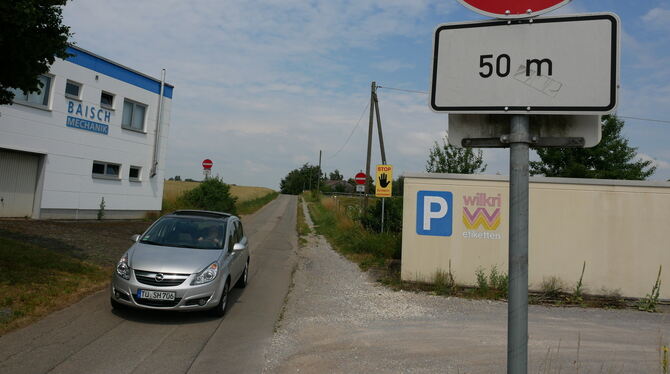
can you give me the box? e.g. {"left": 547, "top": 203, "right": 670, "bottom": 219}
{"left": 169, "top": 210, "right": 235, "bottom": 220}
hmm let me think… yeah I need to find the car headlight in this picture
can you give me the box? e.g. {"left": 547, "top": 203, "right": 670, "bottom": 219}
{"left": 116, "top": 253, "right": 131, "bottom": 280}
{"left": 192, "top": 262, "right": 219, "bottom": 285}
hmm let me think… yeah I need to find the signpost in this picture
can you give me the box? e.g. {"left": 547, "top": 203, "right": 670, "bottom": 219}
{"left": 430, "top": 6, "right": 619, "bottom": 374}
{"left": 375, "top": 165, "right": 393, "bottom": 233}
{"left": 202, "top": 159, "right": 213, "bottom": 179}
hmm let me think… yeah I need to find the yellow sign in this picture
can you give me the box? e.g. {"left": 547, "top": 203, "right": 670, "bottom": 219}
{"left": 375, "top": 164, "right": 393, "bottom": 197}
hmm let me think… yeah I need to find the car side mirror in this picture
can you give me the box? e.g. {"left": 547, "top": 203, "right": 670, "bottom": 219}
{"left": 233, "top": 243, "right": 246, "bottom": 251}
{"left": 131, "top": 234, "right": 141, "bottom": 242}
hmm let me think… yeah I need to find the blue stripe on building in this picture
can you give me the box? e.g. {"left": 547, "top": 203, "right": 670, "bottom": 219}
{"left": 66, "top": 46, "right": 174, "bottom": 99}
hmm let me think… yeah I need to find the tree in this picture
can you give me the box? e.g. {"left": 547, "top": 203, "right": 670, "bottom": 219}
{"left": 0, "top": 0, "right": 72, "bottom": 105}
{"left": 279, "top": 163, "right": 323, "bottom": 195}
{"left": 178, "top": 177, "right": 237, "bottom": 214}
{"left": 329, "top": 169, "right": 343, "bottom": 181}
{"left": 426, "top": 138, "right": 487, "bottom": 174}
{"left": 530, "top": 115, "right": 656, "bottom": 180}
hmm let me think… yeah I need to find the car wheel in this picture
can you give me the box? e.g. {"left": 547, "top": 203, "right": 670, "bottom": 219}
{"left": 110, "top": 298, "right": 125, "bottom": 310}
{"left": 210, "top": 280, "right": 230, "bottom": 317}
{"left": 235, "top": 260, "right": 249, "bottom": 289}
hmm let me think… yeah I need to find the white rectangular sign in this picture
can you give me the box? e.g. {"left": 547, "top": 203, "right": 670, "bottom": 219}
{"left": 430, "top": 13, "right": 620, "bottom": 115}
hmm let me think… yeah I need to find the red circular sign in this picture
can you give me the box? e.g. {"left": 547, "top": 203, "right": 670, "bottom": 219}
{"left": 202, "top": 159, "right": 213, "bottom": 170}
{"left": 457, "top": 0, "right": 571, "bottom": 19}
{"left": 354, "top": 172, "right": 367, "bottom": 185}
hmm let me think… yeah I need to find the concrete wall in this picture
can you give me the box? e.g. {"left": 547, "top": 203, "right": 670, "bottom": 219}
{"left": 402, "top": 173, "right": 670, "bottom": 299}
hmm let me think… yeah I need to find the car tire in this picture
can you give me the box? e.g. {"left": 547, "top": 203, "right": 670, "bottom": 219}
{"left": 210, "top": 280, "right": 230, "bottom": 317}
{"left": 235, "top": 260, "right": 249, "bottom": 289}
{"left": 110, "top": 298, "right": 125, "bottom": 310}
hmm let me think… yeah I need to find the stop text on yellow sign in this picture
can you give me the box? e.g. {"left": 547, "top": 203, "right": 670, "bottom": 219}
{"left": 375, "top": 164, "right": 393, "bottom": 197}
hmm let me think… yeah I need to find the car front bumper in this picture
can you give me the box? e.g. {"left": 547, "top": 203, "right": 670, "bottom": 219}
{"left": 110, "top": 269, "right": 224, "bottom": 311}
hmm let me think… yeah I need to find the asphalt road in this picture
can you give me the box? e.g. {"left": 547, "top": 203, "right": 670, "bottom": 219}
{"left": 0, "top": 194, "right": 298, "bottom": 374}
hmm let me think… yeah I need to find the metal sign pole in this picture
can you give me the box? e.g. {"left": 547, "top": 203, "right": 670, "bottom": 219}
{"left": 507, "top": 114, "right": 530, "bottom": 374}
{"left": 380, "top": 198, "right": 385, "bottom": 233}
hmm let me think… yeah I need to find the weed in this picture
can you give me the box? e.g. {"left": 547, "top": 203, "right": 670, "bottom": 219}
{"left": 569, "top": 261, "right": 586, "bottom": 304}
{"left": 488, "top": 265, "right": 508, "bottom": 297}
{"left": 662, "top": 345, "right": 668, "bottom": 374}
{"left": 638, "top": 265, "right": 662, "bottom": 312}
{"left": 433, "top": 266, "right": 455, "bottom": 296}
{"left": 475, "top": 267, "right": 489, "bottom": 295}
{"left": 540, "top": 276, "right": 564, "bottom": 298}
{"left": 97, "top": 197, "right": 105, "bottom": 220}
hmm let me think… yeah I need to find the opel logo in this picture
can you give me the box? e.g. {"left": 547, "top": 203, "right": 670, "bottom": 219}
{"left": 155, "top": 273, "right": 164, "bottom": 282}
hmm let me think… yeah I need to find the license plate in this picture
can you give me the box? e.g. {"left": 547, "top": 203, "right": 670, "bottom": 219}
{"left": 137, "top": 290, "right": 176, "bottom": 301}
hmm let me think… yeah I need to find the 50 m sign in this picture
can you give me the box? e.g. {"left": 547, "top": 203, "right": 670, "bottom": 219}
{"left": 430, "top": 13, "right": 620, "bottom": 115}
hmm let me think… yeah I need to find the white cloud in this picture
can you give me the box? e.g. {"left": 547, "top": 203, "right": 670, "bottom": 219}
{"left": 638, "top": 153, "right": 670, "bottom": 170}
{"left": 642, "top": 7, "right": 670, "bottom": 30}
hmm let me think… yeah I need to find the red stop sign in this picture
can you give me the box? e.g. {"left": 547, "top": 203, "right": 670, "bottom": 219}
{"left": 457, "top": 0, "right": 571, "bottom": 18}
{"left": 354, "top": 172, "right": 367, "bottom": 185}
{"left": 202, "top": 159, "right": 213, "bottom": 170}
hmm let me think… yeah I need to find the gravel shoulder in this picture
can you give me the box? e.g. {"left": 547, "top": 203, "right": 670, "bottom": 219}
{"left": 263, "top": 200, "right": 670, "bottom": 373}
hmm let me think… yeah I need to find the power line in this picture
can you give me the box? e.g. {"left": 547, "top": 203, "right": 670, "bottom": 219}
{"left": 377, "top": 86, "right": 429, "bottom": 94}
{"left": 329, "top": 101, "right": 370, "bottom": 159}
{"left": 619, "top": 116, "right": 670, "bottom": 125}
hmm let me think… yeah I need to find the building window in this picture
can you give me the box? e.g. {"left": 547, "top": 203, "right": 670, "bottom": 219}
{"left": 100, "top": 91, "right": 114, "bottom": 109}
{"left": 122, "top": 99, "right": 146, "bottom": 132}
{"left": 10, "top": 75, "right": 52, "bottom": 107}
{"left": 92, "top": 161, "right": 121, "bottom": 179}
{"left": 129, "top": 166, "right": 141, "bottom": 181}
{"left": 65, "top": 80, "right": 82, "bottom": 99}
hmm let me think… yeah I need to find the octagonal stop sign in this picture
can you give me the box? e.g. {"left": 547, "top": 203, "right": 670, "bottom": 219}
{"left": 457, "top": 0, "right": 571, "bottom": 19}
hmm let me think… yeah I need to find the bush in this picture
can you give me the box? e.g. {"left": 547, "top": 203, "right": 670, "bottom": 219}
{"left": 177, "top": 177, "right": 238, "bottom": 214}
{"left": 361, "top": 197, "right": 403, "bottom": 233}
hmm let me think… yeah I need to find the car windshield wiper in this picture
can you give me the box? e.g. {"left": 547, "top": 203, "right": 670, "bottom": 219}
{"left": 139, "top": 239, "right": 166, "bottom": 246}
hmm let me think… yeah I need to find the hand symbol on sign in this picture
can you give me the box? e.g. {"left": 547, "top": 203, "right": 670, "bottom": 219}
{"left": 378, "top": 173, "right": 391, "bottom": 188}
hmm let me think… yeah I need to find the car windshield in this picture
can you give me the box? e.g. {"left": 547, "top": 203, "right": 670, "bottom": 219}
{"left": 139, "top": 216, "right": 227, "bottom": 250}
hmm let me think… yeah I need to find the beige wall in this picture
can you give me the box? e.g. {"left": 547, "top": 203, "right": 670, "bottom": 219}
{"left": 401, "top": 173, "right": 670, "bottom": 299}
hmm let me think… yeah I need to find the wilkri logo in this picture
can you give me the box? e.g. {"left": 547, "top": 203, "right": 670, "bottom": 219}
{"left": 462, "top": 193, "right": 502, "bottom": 239}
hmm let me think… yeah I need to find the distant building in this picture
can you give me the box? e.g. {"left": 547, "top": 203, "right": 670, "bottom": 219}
{"left": 0, "top": 46, "right": 174, "bottom": 219}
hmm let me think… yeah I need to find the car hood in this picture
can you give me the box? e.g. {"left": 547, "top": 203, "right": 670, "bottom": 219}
{"left": 129, "top": 243, "right": 222, "bottom": 274}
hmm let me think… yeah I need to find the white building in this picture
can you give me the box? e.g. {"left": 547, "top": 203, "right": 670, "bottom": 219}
{"left": 0, "top": 45, "right": 173, "bottom": 219}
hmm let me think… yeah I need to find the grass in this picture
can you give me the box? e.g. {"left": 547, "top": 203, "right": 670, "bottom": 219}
{"left": 296, "top": 198, "right": 311, "bottom": 247}
{"left": 307, "top": 195, "right": 400, "bottom": 271}
{"left": 162, "top": 180, "right": 277, "bottom": 216}
{"left": 0, "top": 237, "right": 108, "bottom": 336}
{"left": 237, "top": 191, "right": 279, "bottom": 215}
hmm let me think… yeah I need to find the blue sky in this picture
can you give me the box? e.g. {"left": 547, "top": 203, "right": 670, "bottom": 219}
{"left": 63, "top": 1, "right": 670, "bottom": 188}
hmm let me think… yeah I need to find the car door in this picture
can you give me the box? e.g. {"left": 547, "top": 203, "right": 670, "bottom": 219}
{"left": 224, "top": 221, "right": 238, "bottom": 281}
{"left": 229, "top": 219, "right": 245, "bottom": 281}
{"left": 234, "top": 220, "right": 249, "bottom": 273}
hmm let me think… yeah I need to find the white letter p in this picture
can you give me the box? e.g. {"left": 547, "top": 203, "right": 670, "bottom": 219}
{"left": 423, "top": 196, "right": 449, "bottom": 231}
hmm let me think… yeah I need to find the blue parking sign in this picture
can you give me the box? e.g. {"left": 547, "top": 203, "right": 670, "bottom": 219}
{"left": 416, "top": 191, "right": 453, "bottom": 236}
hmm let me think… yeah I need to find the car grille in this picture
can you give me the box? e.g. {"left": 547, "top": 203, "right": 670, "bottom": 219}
{"left": 134, "top": 270, "right": 190, "bottom": 287}
{"left": 132, "top": 294, "right": 182, "bottom": 307}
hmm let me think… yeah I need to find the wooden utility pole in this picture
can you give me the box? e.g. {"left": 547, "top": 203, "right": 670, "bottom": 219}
{"left": 317, "top": 150, "right": 322, "bottom": 193}
{"left": 363, "top": 82, "right": 387, "bottom": 212}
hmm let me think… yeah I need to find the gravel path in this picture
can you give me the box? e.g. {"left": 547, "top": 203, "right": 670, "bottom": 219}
{"left": 263, "top": 199, "right": 670, "bottom": 373}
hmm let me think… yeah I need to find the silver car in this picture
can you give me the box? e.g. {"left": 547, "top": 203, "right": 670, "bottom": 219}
{"left": 110, "top": 210, "right": 249, "bottom": 317}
